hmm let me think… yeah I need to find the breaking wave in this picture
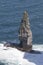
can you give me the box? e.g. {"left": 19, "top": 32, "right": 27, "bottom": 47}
{"left": 0, "top": 42, "right": 43, "bottom": 65}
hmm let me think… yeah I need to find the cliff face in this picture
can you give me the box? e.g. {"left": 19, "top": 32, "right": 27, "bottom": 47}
{"left": 19, "top": 11, "right": 32, "bottom": 51}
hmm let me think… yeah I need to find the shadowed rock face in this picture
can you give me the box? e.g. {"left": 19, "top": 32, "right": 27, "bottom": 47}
{"left": 19, "top": 11, "right": 32, "bottom": 51}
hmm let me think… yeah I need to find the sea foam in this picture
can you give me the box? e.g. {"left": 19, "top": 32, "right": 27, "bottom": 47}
{"left": 0, "top": 43, "right": 43, "bottom": 65}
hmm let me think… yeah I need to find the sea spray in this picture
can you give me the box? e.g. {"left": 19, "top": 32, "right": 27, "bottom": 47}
{"left": 0, "top": 43, "right": 36, "bottom": 65}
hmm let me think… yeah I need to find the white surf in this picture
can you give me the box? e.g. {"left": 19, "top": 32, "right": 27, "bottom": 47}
{"left": 0, "top": 43, "right": 43, "bottom": 65}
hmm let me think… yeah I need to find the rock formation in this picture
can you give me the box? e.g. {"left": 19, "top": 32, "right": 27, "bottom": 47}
{"left": 19, "top": 11, "right": 32, "bottom": 51}
{"left": 4, "top": 11, "right": 32, "bottom": 52}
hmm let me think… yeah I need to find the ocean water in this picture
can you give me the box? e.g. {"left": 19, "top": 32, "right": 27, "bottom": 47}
{"left": 0, "top": 0, "right": 43, "bottom": 44}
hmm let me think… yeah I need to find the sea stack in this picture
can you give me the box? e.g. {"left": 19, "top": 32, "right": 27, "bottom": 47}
{"left": 19, "top": 11, "right": 32, "bottom": 51}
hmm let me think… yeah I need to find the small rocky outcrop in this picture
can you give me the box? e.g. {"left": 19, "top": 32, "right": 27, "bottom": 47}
{"left": 4, "top": 11, "right": 32, "bottom": 52}
{"left": 19, "top": 11, "right": 32, "bottom": 51}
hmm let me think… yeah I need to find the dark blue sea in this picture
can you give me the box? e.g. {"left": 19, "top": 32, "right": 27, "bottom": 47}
{"left": 0, "top": 0, "right": 43, "bottom": 44}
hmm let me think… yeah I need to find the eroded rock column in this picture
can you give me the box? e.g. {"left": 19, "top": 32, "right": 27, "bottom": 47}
{"left": 19, "top": 11, "right": 32, "bottom": 51}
